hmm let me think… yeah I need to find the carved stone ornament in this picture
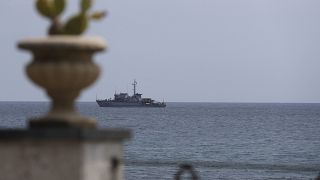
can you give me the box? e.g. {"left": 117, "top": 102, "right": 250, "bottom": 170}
{"left": 18, "top": 36, "right": 106, "bottom": 128}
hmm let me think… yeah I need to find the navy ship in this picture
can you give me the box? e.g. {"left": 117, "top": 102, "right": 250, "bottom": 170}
{"left": 96, "top": 80, "right": 166, "bottom": 107}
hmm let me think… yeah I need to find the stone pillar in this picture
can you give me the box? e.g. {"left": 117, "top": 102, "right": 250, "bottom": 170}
{"left": 0, "top": 129, "right": 130, "bottom": 180}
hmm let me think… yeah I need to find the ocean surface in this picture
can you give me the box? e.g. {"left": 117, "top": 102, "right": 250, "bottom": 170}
{"left": 0, "top": 102, "right": 319, "bottom": 179}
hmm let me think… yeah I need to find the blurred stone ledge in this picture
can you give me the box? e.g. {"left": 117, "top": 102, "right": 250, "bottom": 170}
{"left": 0, "top": 128, "right": 131, "bottom": 180}
{"left": 0, "top": 128, "right": 131, "bottom": 141}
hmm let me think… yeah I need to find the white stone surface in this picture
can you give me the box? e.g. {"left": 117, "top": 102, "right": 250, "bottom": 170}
{"left": 83, "top": 142, "right": 123, "bottom": 180}
{"left": 0, "top": 140, "right": 124, "bottom": 180}
{"left": 18, "top": 36, "right": 107, "bottom": 51}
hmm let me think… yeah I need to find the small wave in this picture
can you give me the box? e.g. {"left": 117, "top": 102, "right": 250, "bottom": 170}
{"left": 124, "top": 159, "right": 320, "bottom": 172}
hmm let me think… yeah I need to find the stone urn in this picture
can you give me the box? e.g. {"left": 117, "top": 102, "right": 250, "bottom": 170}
{"left": 18, "top": 36, "right": 106, "bottom": 129}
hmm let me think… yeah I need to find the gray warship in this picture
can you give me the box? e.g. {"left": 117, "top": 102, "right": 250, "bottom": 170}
{"left": 96, "top": 80, "right": 166, "bottom": 107}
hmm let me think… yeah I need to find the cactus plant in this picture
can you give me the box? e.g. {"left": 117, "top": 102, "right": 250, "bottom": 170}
{"left": 35, "top": 0, "right": 106, "bottom": 35}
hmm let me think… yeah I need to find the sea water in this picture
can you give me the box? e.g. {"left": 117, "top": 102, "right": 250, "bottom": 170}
{"left": 0, "top": 102, "right": 319, "bottom": 179}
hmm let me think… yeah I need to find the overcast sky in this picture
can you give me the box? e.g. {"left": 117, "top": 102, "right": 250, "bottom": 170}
{"left": 0, "top": 0, "right": 320, "bottom": 102}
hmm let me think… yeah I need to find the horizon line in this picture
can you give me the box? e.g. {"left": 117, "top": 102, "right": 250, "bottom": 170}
{"left": 0, "top": 100, "right": 320, "bottom": 104}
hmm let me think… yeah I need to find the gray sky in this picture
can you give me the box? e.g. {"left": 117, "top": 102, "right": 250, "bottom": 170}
{"left": 0, "top": 0, "right": 320, "bottom": 102}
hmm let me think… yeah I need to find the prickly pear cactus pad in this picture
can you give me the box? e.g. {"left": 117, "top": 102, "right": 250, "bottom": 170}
{"left": 35, "top": 0, "right": 106, "bottom": 35}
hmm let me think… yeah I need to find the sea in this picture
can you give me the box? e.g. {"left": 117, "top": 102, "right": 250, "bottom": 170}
{"left": 0, "top": 102, "right": 319, "bottom": 179}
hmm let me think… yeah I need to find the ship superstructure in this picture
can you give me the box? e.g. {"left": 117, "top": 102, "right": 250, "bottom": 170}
{"left": 96, "top": 80, "right": 166, "bottom": 107}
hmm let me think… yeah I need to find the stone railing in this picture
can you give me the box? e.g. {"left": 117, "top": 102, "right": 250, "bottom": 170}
{"left": 0, "top": 32, "right": 130, "bottom": 180}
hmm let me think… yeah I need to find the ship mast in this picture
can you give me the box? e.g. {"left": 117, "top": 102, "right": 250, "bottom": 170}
{"left": 132, "top": 80, "right": 137, "bottom": 95}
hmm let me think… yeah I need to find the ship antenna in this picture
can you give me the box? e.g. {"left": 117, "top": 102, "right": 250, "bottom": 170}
{"left": 132, "top": 79, "right": 137, "bottom": 95}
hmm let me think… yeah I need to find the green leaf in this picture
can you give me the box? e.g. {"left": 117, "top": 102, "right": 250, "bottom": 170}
{"left": 63, "top": 14, "right": 88, "bottom": 35}
{"left": 90, "top": 11, "right": 106, "bottom": 20}
{"left": 36, "top": 0, "right": 54, "bottom": 18}
{"left": 81, "top": 0, "right": 91, "bottom": 12}
{"left": 53, "top": 0, "right": 65, "bottom": 16}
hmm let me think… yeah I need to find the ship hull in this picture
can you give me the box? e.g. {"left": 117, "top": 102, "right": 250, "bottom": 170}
{"left": 96, "top": 100, "right": 166, "bottom": 108}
